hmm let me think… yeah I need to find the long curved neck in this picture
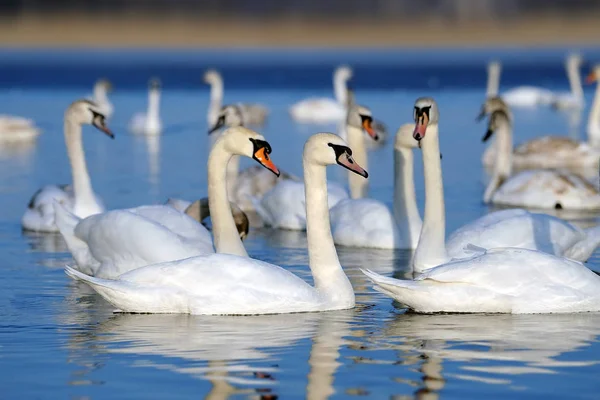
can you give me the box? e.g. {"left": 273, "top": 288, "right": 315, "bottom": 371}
{"left": 303, "top": 159, "right": 353, "bottom": 305}
{"left": 393, "top": 147, "right": 422, "bottom": 246}
{"left": 147, "top": 89, "right": 160, "bottom": 122}
{"left": 413, "top": 125, "right": 448, "bottom": 273}
{"left": 225, "top": 155, "right": 240, "bottom": 202}
{"left": 64, "top": 120, "right": 95, "bottom": 208}
{"left": 208, "top": 79, "right": 224, "bottom": 127}
{"left": 93, "top": 85, "right": 108, "bottom": 103}
{"left": 567, "top": 61, "right": 584, "bottom": 101}
{"left": 346, "top": 125, "right": 368, "bottom": 199}
{"left": 587, "top": 78, "right": 600, "bottom": 145}
{"left": 486, "top": 64, "right": 500, "bottom": 97}
{"left": 484, "top": 121, "right": 512, "bottom": 203}
{"left": 333, "top": 73, "right": 348, "bottom": 105}
{"left": 207, "top": 143, "right": 248, "bottom": 257}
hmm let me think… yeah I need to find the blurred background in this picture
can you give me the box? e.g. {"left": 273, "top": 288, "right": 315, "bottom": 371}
{"left": 1, "top": 0, "right": 600, "bottom": 47}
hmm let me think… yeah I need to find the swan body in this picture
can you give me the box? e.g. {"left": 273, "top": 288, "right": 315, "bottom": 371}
{"left": 289, "top": 65, "right": 352, "bottom": 124}
{"left": 363, "top": 247, "right": 600, "bottom": 314}
{"left": 56, "top": 127, "right": 279, "bottom": 278}
{"left": 129, "top": 78, "right": 162, "bottom": 135}
{"left": 0, "top": 115, "right": 40, "bottom": 143}
{"left": 254, "top": 180, "right": 348, "bottom": 230}
{"left": 204, "top": 69, "right": 268, "bottom": 127}
{"left": 65, "top": 132, "right": 368, "bottom": 315}
{"left": 502, "top": 86, "right": 554, "bottom": 108}
{"left": 22, "top": 99, "right": 112, "bottom": 232}
{"left": 330, "top": 123, "right": 422, "bottom": 249}
{"left": 91, "top": 79, "right": 114, "bottom": 119}
{"left": 482, "top": 108, "right": 600, "bottom": 211}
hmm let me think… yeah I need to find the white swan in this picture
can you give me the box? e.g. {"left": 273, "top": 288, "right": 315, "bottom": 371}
{"left": 22, "top": 99, "right": 113, "bottom": 232}
{"left": 549, "top": 53, "right": 585, "bottom": 110}
{"left": 208, "top": 104, "right": 300, "bottom": 215}
{"left": 480, "top": 77, "right": 600, "bottom": 171}
{"left": 129, "top": 78, "right": 162, "bottom": 135}
{"left": 0, "top": 114, "right": 40, "bottom": 144}
{"left": 253, "top": 105, "right": 374, "bottom": 230}
{"left": 55, "top": 127, "right": 279, "bottom": 278}
{"left": 91, "top": 79, "right": 114, "bottom": 119}
{"left": 65, "top": 133, "right": 368, "bottom": 315}
{"left": 204, "top": 69, "right": 268, "bottom": 127}
{"left": 329, "top": 123, "right": 422, "bottom": 249}
{"left": 289, "top": 65, "right": 352, "bottom": 124}
{"left": 384, "top": 98, "right": 600, "bottom": 273}
{"left": 482, "top": 107, "right": 600, "bottom": 211}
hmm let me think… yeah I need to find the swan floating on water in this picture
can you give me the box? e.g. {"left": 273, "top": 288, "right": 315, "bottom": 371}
{"left": 65, "top": 133, "right": 367, "bottom": 315}
{"left": 22, "top": 99, "right": 113, "bottom": 232}
{"left": 129, "top": 78, "right": 162, "bottom": 135}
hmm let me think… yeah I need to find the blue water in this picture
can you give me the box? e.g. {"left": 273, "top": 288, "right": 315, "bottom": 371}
{"left": 1, "top": 48, "right": 600, "bottom": 399}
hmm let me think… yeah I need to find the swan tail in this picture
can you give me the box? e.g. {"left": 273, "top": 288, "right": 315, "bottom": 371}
{"left": 65, "top": 266, "right": 178, "bottom": 313}
{"left": 564, "top": 225, "right": 600, "bottom": 262}
{"left": 250, "top": 196, "right": 273, "bottom": 227}
{"left": 54, "top": 202, "right": 96, "bottom": 269}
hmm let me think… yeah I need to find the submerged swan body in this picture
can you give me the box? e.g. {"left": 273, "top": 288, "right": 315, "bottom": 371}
{"left": 66, "top": 133, "right": 367, "bottom": 315}
{"left": 56, "top": 127, "right": 279, "bottom": 278}
{"left": 22, "top": 99, "right": 113, "bottom": 232}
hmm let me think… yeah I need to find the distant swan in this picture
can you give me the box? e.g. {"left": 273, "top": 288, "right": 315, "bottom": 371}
{"left": 22, "top": 99, "right": 113, "bottom": 232}
{"left": 129, "top": 78, "right": 162, "bottom": 135}
{"left": 0, "top": 114, "right": 40, "bottom": 144}
{"left": 91, "top": 79, "right": 114, "bottom": 119}
{"left": 65, "top": 133, "right": 367, "bottom": 315}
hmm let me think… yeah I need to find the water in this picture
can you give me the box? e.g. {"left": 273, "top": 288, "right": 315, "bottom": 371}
{"left": 1, "top": 49, "right": 600, "bottom": 399}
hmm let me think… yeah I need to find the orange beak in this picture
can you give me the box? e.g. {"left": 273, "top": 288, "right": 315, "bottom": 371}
{"left": 253, "top": 146, "right": 280, "bottom": 177}
{"left": 413, "top": 112, "right": 429, "bottom": 142}
{"left": 586, "top": 71, "right": 598, "bottom": 84}
{"left": 362, "top": 117, "right": 378, "bottom": 141}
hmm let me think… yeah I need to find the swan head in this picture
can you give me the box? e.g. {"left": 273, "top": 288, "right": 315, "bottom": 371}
{"left": 220, "top": 126, "right": 280, "bottom": 177}
{"left": 335, "top": 65, "right": 353, "bottom": 81}
{"left": 203, "top": 69, "right": 222, "bottom": 85}
{"left": 149, "top": 78, "right": 161, "bottom": 92}
{"left": 567, "top": 53, "right": 583, "bottom": 68}
{"left": 65, "top": 99, "right": 114, "bottom": 138}
{"left": 412, "top": 97, "right": 439, "bottom": 143}
{"left": 476, "top": 96, "right": 511, "bottom": 122}
{"left": 585, "top": 65, "right": 600, "bottom": 84}
{"left": 304, "top": 133, "right": 368, "bottom": 178}
{"left": 347, "top": 104, "right": 378, "bottom": 141}
{"left": 94, "top": 79, "right": 113, "bottom": 92}
{"left": 209, "top": 104, "right": 244, "bottom": 134}
{"left": 482, "top": 109, "right": 511, "bottom": 142}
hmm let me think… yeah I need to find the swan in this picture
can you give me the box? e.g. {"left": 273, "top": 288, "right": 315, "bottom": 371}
{"left": 253, "top": 105, "right": 375, "bottom": 230}
{"left": 22, "top": 99, "right": 113, "bottom": 232}
{"left": 91, "top": 78, "right": 114, "bottom": 119}
{"left": 289, "top": 65, "right": 352, "bottom": 124}
{"left": 480, "top": 86, "right": 600, "bottom": 171}
{"left": 482, "top": 107, "right": 600, "bottom": 211}
{"left": 65, "top": 132, "right": 368, "bottom": 315}
{"left": 55, "top": 127, "right": 279, "bottom": 278}
{"left": 374, "top": 97, "right": 600, "bottom": 274}
{"left": 165, "top": 197, "right": 249, "bottom": 240}
{"left": 341, "top": 87, "right": 387, "bottom": 149}
{"left": 329, "top": 123, "right": 422, "bottom": 249}
{"left": 204, "top": 69, "right": 268, "bottom": 127}
{"left": 208, "top": 104, "right": 300, "bottom": 215}
{"left": 488, "top": 62, "right": 553, "bottom": 108}
{"left": 0, "top": 114, "right": 40, "bottom": 143}
{"left": 363, "top": 246, "right": 600, "bottom": 314}
{"left": 128, "top": 78, "right": 162, "bottom": 135}
{"left": 549, "top": 53, "right": 585, "bottom": 111}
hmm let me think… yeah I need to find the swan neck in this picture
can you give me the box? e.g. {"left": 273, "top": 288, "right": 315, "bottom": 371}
{"left": 587, "top": 79, "right": 600, "bottom": 144}
{"left": 93, "top": 85, "right": 108, "bottom": 102}
{"left": 64, "top": 120, "right": 95, "bottom": 208}
{"left": 346, "top": 125, "right": 368, "bottom": 199}
{"left": 148, "top": 89, "right": 160, "bottom": 122}
{"left": 413, "top": 125, "right": 448, "bottom": 273}
{"left": 567, "top": 61, "right": 584, "bottom": 101}
{"left": 303, "top": 160, "right": 353, "bottom": 305}
{"left": 393, "top": 148, "right": 422, "bottom": 245}
{"left": 226, "top": 155, "right": 240, "bottom": 201}
{"left": 208, "top": 79, "right": 224, "bottom": 126}
{"left": 333, "top": 73, "right": 348, "bottom": 105}
{"left": 485, "top": 121, "right": 512, "bottom": 203}
{"left": 486, "top": 64, "right": 500, "bottom": 97}
{"left": 207, "top": 143, "right": 248, "bottom": 257}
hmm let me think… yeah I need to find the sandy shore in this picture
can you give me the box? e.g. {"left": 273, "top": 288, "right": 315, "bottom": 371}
{"left": 1, "top": 14, "right": 600, "bottom": 47}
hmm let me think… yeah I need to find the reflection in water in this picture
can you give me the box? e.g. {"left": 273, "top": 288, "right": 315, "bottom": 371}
{"left": 22, "top": 231, "right": 68, "bottom": 254}
{"left": 371, "top": 312, "right": 600, "bottom": 398}
{"left": 145, "top": 134, "right": 161, "bottom": 188}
